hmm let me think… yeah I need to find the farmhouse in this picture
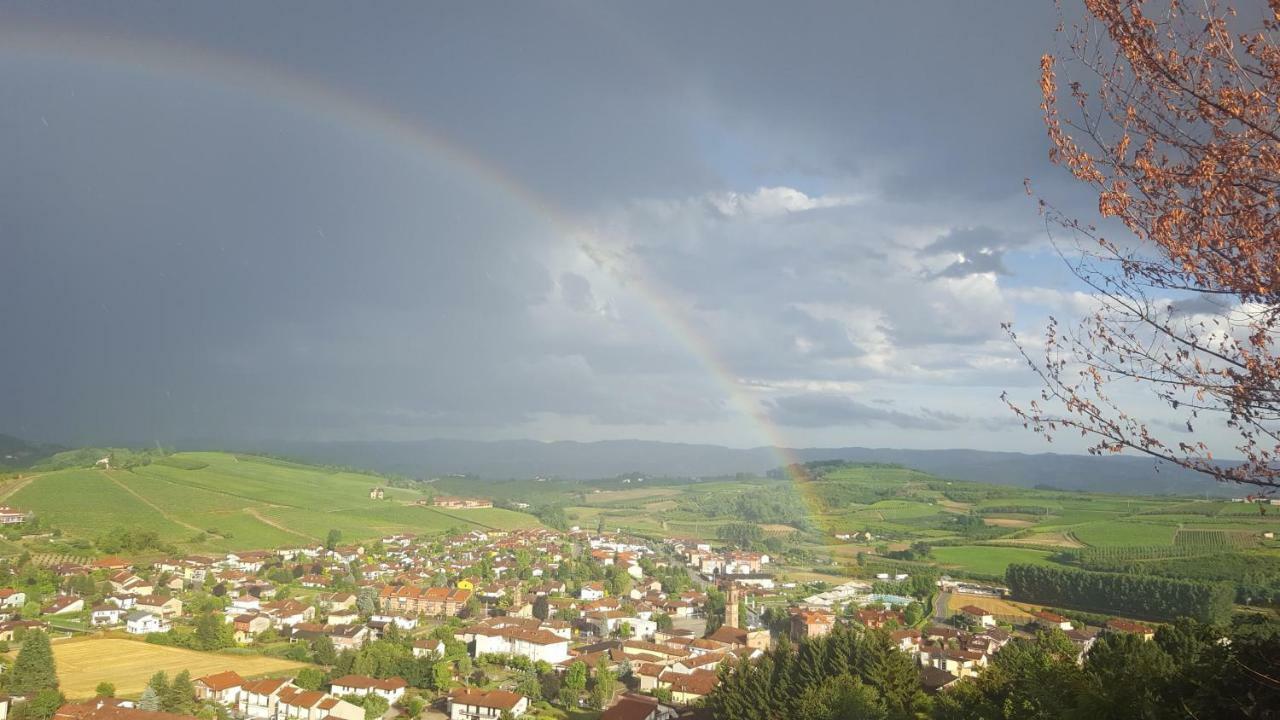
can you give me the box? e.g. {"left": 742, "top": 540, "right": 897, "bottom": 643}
{"left": 0, "top": 506, "right": 28, "bottom": 525}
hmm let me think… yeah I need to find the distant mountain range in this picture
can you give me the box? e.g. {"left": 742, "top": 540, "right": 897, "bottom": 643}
{"left": 249, "top": 438, "right": 1243, "bottom": 497}
{"left": 0, "top": 431, "right": 1243, "bottom": 497}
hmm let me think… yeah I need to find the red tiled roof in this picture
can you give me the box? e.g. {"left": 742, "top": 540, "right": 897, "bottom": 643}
{"left": 448, "top": 688, "right": 523, "bottom": 710}
{"left": 194, "top": 671, "right": 244, "bottom": 692}
{"left": 56, "top": 702, "right": 196, "bottom": 720}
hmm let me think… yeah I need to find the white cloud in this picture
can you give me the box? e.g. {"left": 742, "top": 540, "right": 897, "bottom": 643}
{"left": 705, "top": 186, "right": 864, "bottom": 218}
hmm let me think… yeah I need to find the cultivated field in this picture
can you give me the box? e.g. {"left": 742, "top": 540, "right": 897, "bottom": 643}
{"left": 7, "top": 452, "right": 543, "bottom": 552}
{"left": 930, "top": 546, "right": 1058, "bottom": 577}
{"left": 44, "top": 637, "right": 308, "bottom": 699}
{"left": 945, "top": 592, "right": 1032, "bottom": 621}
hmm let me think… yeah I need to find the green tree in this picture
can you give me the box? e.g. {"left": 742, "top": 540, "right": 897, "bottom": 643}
{"left": 312, "top": 636, "right": 339, "bottom": 666}
{"left": 903, "top": 602, "right": 923, "bottom": 626}
{"left": 138, "top": 686, "right": 160, "bottom": 712}
{"left": 356, "top": 587, "right": 378, "bottom": 617}
{"left": 793, "top": 675, "right": 885, "bottom": 720}
{"left": 325, "top": 529, "right": 343, "bottom": 551}
{"left": 431, "top": 661, "right": 452, "bottom": 691}
{"left": 560, "top": 661, "right": 587, "bottom": 708}
{"left": 95, "top": 682, "right": 116, "bottom": 698}
{"left": 19, "top": 689, "right": 65, "bottom": 720}
{"left": 934, "top": 630, "right": 1085, "bottom": 720}
{"left": 401, "top": 696, "right": 425, "bottom": 718}
{"left": 194, "top": 612, "right": 231, "bottom": 651}
{"left": 1077, "top": 632, "right": 1176, "bottom": 719}
{"left": 166, "top": 670, "right": 197, "bottom": 715}
{"left": 9, "top": 630, "right": 58, "bottom": 694}
{"left": 589, "top": 658, "right": 616, "bottom": 709}
{"left": 362, "top": 694, "right": 389, "bottom": 720}
{"left": 717, "top": 522, "right": 764, "bottom": 549}
{"left": 294, "top": 667, "right": 325, "bottom": 691}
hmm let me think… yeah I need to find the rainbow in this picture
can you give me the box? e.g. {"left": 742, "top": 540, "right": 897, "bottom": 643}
{"left": 2, "top": 22, "right": 835, "bottom": 527}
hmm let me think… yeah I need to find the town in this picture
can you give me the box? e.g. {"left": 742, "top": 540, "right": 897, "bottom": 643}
{"left": 0, "top": 498, "right": 1177, "bottom": 720}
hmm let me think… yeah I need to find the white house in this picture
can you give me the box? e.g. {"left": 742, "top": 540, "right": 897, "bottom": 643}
{"left": 125, "top": 610, "right": 170, "bottom": 635}
{"left": 472, "top": 626, "right": 570, "bottom": 664}
{"left": 194, "top": 671, "right": 245, "bottom": 705}
{"left": 579, "top": 582, "right": 606, "bottom": 601}
{"left": 413, "top": 638, "right": 445, "bottom": 658}
{"left": 90, "top": 604, "right": 126, "bottom": 627}
{"left": 238, "top": 678, "right": 291, "bottom": 719}
{"left": 370, "top": 614, "right": 417, "bottom": 632}
{"left": 277, "top": 686, "right": 363, "bottom": 720}
{"left": 329, "top": 675, "right": 407, "bottom": 705}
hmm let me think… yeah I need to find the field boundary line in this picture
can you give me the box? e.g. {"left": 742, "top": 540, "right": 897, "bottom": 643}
{"left": 0, "top": 472, "right": 45, "bottom": 501}
{"left": 131, "top": 466, "right": 308, "bottom": 510}
{"left": 244, "top": 507, "right": 319, "bottom": 542}
{"left": 103, "top": 470, "right": 205, "bottom": 535}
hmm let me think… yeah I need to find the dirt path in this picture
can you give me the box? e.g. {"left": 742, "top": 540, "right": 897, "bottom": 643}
{"left": 0, "top": 473, "right": 43, "bottom": 502}
{"left": 244, "top": 507, "right": 319, "bottom": 541}
{"left": 102, "top": 470, "right": 206, "bottom": 535}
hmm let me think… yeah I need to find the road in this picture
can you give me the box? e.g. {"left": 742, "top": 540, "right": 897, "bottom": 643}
{"left": 934, "top": 591, "right": 951, "bottom": 622}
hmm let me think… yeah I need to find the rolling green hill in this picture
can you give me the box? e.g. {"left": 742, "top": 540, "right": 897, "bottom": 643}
{"left": 1, "top": 451, "right": 541, "bottom": 553}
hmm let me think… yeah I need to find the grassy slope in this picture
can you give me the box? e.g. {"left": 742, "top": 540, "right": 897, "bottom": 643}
{"left": 931, "top": 546, "right": 1058, "bottom": 577}
{"left": 7, "top": 451, "right": 541, "bottom": 552}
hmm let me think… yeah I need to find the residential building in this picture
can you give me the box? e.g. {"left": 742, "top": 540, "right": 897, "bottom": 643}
{"left": 329, "top": 675, "right": 407, "bottom": 705}
{"left": 447, "top": 689, "right": 527, "bottom": 720}
{"left": 125, "top": 611, "right": 169, "bottom": 635}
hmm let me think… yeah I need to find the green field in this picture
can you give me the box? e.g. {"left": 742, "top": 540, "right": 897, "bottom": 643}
{"left": 1071, "top": 520, "right": 1178, "bottom": 547}
{"left": 931, "top": 546, "right": 1058, "bottom": 577}
{"left": 7, "top": 452, "right": 542, "bottom": 552}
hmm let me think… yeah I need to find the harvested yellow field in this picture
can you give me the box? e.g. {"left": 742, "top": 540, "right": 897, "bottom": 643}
{"left": 983, "top": 517, "right": 1034, "bottom": 528}
{"left": 47, "top": 638, "right": 308, "bottom": 699}
{"left": 949, "top": 593, "right": 1031, "bottom": 620}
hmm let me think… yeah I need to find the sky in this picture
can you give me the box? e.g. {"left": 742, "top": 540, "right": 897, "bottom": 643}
{"left": 0, "top": 1, "right": 1194, "bottom": 452}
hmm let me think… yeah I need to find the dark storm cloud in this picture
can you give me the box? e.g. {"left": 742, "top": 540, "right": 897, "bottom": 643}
{"left": 0, "top": 1, "right": 1087, "bottom": 449}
